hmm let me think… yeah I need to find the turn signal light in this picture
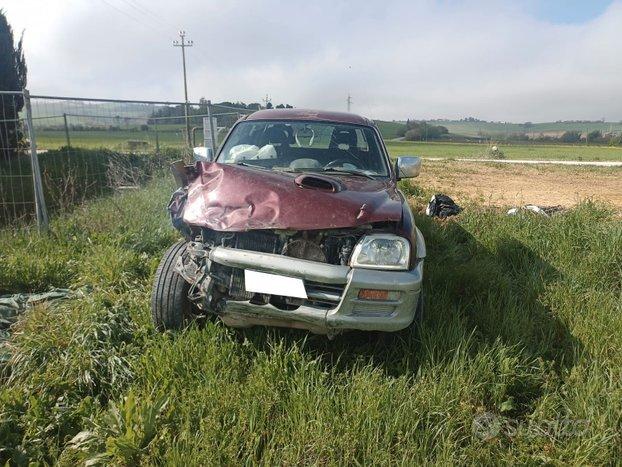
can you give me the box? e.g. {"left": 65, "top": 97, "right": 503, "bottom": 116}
{"left": 358, "top": 289, "right": 390, "bottom": 301}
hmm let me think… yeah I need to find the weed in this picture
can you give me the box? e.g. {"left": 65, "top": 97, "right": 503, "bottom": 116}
{"left": 0, "top": 177, "right": 620, "bottom": 464}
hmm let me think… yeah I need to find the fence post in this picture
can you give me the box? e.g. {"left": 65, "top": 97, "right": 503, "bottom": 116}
{"left": 23, "top": 89, "right": 49, "bottom": 232}
{"left": 207, "top": 101, "right": 217, "bottom": 155}
{"left": 154, "top": 120, "right": 160, "bottom": 154}
{"left": 63, "top": 113, "right": 71, "bottom": 148}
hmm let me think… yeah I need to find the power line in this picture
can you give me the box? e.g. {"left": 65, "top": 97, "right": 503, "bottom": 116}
{"left": 98, "top": 0, "right": 160, "bottom": 32}
{"left": 118, "top": 0, "right": 170, "bottom": 28}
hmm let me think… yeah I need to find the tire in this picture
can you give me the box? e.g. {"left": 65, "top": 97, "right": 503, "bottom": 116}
{"left": 151, "top": 240, "right": 192, "bottom": 331}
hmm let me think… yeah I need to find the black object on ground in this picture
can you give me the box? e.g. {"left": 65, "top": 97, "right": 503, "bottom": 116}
{"left": 426, "top": 194, "right": 462, "bottom": 218}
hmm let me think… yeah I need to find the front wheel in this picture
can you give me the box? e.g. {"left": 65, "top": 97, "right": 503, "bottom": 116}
{"left": 151, "top": 240, "right": 192, "bottom": 331}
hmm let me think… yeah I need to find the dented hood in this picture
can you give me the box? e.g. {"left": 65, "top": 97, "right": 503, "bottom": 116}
{"left": 181, "top": 162, "right": 403, "bottom": 231}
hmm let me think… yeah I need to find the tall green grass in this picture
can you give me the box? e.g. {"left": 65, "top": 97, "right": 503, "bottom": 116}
{"left": 0, "top": 177, "right": 620, "bottom": 464}
{"left": 0, "top": 147, "right": 181, "bottom": 225}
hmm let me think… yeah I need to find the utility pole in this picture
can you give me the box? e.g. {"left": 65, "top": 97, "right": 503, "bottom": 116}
{"left": 263, "top": 94, "right": 271, "bottom": 109}
{"left": 347, "top": 94, "right": 352, "bottom": 112}
{"left": 173, "top": 30, "right": 193, "bottom": 149}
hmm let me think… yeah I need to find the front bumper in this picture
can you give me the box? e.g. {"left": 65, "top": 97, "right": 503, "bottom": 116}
{"left": 207, "top": 228, "right": 425, "bottom": 334}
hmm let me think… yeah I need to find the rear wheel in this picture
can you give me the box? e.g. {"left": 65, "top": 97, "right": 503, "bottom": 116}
{"left": 151, "top": 240, "right": 192, "bottom": 331}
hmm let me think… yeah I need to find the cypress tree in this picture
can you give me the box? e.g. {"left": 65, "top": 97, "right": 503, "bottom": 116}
{"left": 0, "top": 9, "right": 27, "bottom": 159}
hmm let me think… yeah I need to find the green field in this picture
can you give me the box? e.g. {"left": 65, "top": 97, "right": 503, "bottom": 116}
{"left": 374, "top": 120, "right": 406, "bottom": 139}
{"left": 385, "top": 140, "right": 622, "bottom": 161}
{"left": 32, "top": 123, "right": 622, "bottom": 162}
{"left": 418, "top": 120, "right": 622, "bottom": 138}
{"left": 1, "top": 178, "right": 621, "bottom": 464}
{"left": 35, "top": 126, "right": 187, "bottom": 151}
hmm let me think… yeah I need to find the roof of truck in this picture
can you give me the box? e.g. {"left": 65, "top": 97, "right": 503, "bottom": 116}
{"left": 245, "top": 108, "right": 374, "bottom": 126}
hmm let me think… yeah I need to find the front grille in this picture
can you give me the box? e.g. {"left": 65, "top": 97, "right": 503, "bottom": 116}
{"left": 305, "top": 281, "right": 345, "bottom": 309}
{"left": 215, "top": 266, "right": 345, "bottom": 309}
{"left": 351, "top": 302, "right": 398, "bottom": 317}
{"left": 233, "top": 231, "right": 282, "bottom": 254}
{"left": 203, "top": 229, "right": 356, "bottom": 308}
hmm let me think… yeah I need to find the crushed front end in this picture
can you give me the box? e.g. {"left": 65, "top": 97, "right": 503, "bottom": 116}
{"left": 163, "top": 160, "right": 425, "bottom": 336}
{"left": 173, "top": 225, "right": 425, "bottom": 336}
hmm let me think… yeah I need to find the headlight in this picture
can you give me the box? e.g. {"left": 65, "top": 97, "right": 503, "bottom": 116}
{"left": 350, "top": 234, "right": 410, "bottom": 270}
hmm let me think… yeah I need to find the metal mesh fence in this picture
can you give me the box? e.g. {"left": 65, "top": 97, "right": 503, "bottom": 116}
{"left": 0, "top": 91, "right": 254, "bottom": 228}
{"left": 0, "top": 91, "right": 36, "bottom": 225}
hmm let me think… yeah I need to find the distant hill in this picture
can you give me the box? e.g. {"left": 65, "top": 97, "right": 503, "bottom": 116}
{"left": 430, "top": 120, "right": 622, "bottom": 138}
{"left": 374, "top": 120, "right": 406, "bottom": 139}
{"left": 374, "top": 118, "right": 622, "bottom": 141}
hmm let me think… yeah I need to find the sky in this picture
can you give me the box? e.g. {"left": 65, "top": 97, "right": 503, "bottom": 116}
{"left": 2, "top": 0, "right": 621, "bottom": 122}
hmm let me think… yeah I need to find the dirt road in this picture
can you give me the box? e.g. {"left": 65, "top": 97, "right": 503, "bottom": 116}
{"left": 418, "top": 160, "right": 622, "bottom": 209}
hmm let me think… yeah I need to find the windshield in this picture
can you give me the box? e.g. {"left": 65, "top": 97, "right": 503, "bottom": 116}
{"left": 217, "top": 120, "right": 389, "bottom": 177}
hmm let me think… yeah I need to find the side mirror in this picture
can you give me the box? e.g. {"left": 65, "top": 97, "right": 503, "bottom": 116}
{"left": 395, "top": 156, "right": 421, "bottom": 179}
{"left": 193, "top": 146, "right": 214, "bottom": 162}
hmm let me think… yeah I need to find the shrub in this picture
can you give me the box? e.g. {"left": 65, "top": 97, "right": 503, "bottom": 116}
{"left": 587, "top": 130, "right": 603, "bottom": 143}
{"left": 560, "top": 131, "right": 581, "bottom": 143}
{"left": 403, "top": 121, "right": 449, "bottom": 141}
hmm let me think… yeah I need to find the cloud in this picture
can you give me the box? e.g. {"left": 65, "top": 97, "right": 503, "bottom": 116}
{"left": 3, "top": 0, "right": 622, "bottom": 121}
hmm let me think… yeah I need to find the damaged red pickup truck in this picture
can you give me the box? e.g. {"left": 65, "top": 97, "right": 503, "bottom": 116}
{"left": 152, "top": 109, "right": 425, "bottom": 337}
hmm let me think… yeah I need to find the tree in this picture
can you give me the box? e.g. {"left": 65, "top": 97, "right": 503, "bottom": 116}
{"left": 560, "top": 130, "right": 581, "bottom": 143}
{"left": 0, "top": 9, "right": 27, "bottom": 160}
{"left": 587, "top": 130, "right": 602, "bottom": 143}
{"left": 403, "top": 120, "right": 449, "bottom": 141}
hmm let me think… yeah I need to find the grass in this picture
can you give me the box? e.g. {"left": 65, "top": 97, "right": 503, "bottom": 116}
{"left": 35, "top": 127, "right": 187, "bottom": 151}
{"left": 385, "top": 140, "right": 622, "bottom": 161}
{"left": 33, "top": 122, "right": 622, "bottom": 161}
{"left": 0, "top": 147, "right": 181, "bottom": 225}
{"left": 374, "top": 120, "right": 406, "bottom": 139}
{"left": 1, "top": 175, "right": 621, "bottom": 464}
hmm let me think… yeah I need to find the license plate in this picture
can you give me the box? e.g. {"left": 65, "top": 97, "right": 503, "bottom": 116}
{"left": 244, "top": 270, "right": 307, "bottom": 299}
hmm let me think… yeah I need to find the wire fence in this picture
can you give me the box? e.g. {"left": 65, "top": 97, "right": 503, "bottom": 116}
{"left": 0, "top": 91, "right": 254, "bottom": 229}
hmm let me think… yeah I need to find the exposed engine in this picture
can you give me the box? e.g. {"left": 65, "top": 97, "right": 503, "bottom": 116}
{"left": 176, "top": 226, "right": 390, "bottom": 313}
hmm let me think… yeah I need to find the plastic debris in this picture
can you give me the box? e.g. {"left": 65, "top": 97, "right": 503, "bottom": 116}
{"left": 0, "top": 288, "right": 80, "bottom": 362}
{"left": 426, "top": 194, "right": 462, "bottom": 218}
{"left": 507, "top": 205, "right": 565, "bottom": 217}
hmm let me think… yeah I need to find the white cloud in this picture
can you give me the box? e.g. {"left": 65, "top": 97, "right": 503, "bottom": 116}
{"left": 3, "top": 0, "right": 622, "bottom": 121}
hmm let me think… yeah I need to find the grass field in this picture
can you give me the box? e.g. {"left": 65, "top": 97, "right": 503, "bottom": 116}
{"left": 385, "top": 140, "right": 622, "bottom": 161}
{"left": 35, "top": 126, "right": 187, "bottom": 151}
{"left": 1, "top": 177, "right": 621, "bottom": 464}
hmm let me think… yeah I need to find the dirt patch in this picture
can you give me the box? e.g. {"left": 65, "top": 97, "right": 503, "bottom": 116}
{"left": 417, "top": 160, "right": 622, "bottom": 209}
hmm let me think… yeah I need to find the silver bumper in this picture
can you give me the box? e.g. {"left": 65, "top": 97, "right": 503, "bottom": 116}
{"left": 208, "top": 228, "right": 425, "bottom": 334}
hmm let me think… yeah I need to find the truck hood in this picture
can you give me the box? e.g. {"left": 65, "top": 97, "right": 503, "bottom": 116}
{"left": 180, "top": 162, "right": 403, "bottom": 231}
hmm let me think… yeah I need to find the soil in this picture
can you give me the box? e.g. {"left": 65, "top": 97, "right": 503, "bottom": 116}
{"left": 416, "top": 160, "right": 622, "bottom": 209}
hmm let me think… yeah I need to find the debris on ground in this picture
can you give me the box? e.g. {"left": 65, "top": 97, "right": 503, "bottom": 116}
{"left": 507, "top": 205, "right": 565, "bottom": 217}
{"left": 0, "top": 288, "right": 81, "bottom": 361}
{"left": 487, "top": 145, "right": 505, "bottom": 159}
{"left": 426, "top": 194, "right": 463, "bottom": 218}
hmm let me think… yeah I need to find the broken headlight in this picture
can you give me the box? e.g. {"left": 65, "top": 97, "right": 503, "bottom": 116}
{"left": 350, "top": 234, "right": 410, "bottom": 270}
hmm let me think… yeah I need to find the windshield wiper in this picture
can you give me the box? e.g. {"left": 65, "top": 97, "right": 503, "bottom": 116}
{"left": 321, "top": 167, "right": 375, "bottom": 180}
{"left": 236, "top": 161, "right": 268, "bottom": 170}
